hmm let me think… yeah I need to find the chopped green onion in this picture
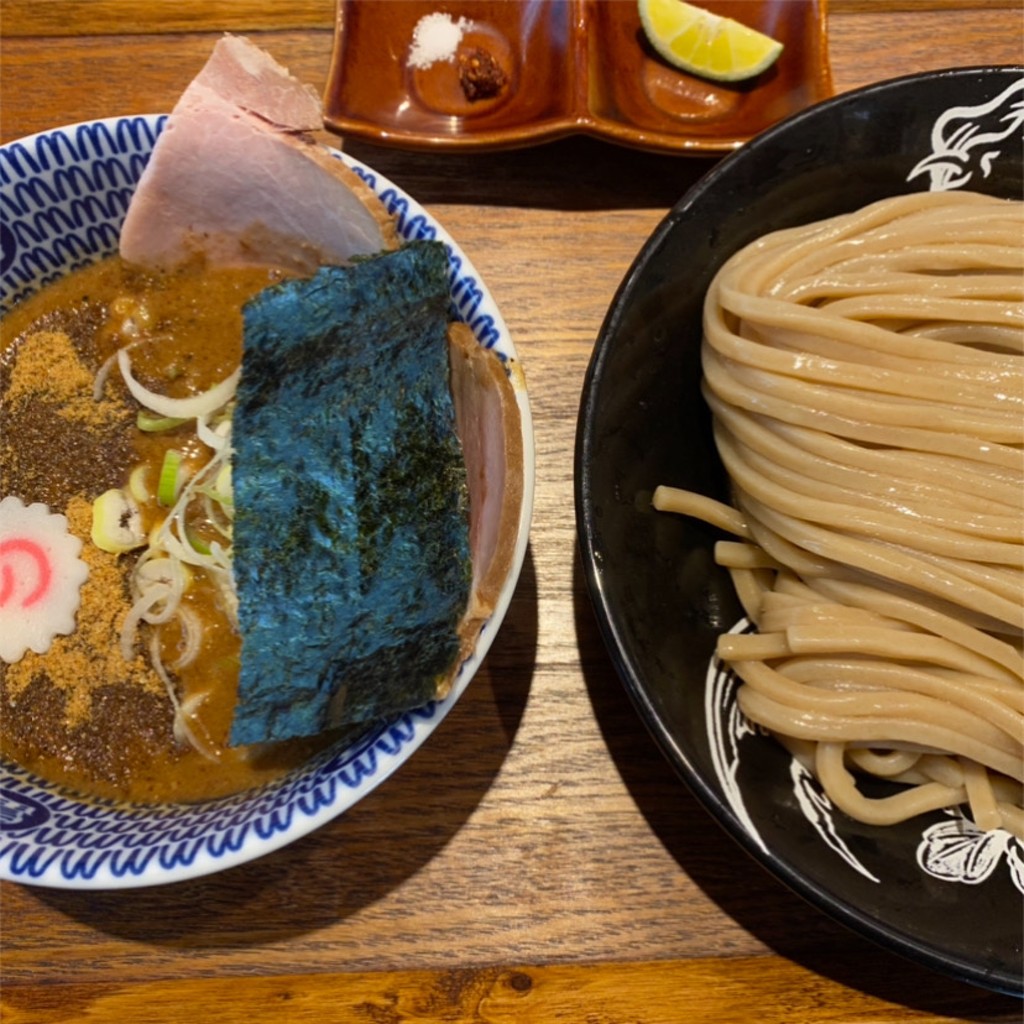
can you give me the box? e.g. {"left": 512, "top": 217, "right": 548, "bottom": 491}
{"left": 202, "top": 463, "right": 234, "bottom": 511}
{"left": 158, "top": 449, "right": 186, "bottom": 507}
{"left": 92, "top": 488, "right": 146, "bottom": 553}
{"left": 128, "top": 464, "right": 151, "bottom": 504}
{"left": 186, "top": 528, "right": 213, "bottom": 556}
{"left": 137, "top": 410, "right": 187, "bottom": 432}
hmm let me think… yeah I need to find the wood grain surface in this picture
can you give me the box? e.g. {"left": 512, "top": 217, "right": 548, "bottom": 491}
{"left": 1, "top": 2, "right": 1022, "bottom": 1022}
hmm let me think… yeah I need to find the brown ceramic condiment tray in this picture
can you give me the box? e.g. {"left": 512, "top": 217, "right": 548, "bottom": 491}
{"left": 324, "top": 0, "right": 833, "bottom": 154}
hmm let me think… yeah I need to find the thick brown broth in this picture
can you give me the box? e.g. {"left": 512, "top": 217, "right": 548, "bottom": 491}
{"left": 1, "top": 256, "right": 338, "bottom": 804}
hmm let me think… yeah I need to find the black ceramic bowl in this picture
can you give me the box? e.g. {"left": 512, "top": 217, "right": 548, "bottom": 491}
{"left": 576, "top": 66, "right": 1024, "bottom": 995}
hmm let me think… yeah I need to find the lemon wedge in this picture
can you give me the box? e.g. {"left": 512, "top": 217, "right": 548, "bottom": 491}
{"left": 638, "top": 0, "right": 783, "bottom": 82}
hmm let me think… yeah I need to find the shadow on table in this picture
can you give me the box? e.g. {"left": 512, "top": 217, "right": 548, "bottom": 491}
{"left": 28, "top": 544, "right": 540, "bottom": 947}
{"left": 571, "top": 547, "right": 1023, "bottom": 1017}
{"left": 343, "top": 134, "right": 713, "bottom": 213}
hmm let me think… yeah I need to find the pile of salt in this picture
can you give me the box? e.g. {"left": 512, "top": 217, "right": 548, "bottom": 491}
{"left": 407, "top": 12, "right": 470, "bottom": 70}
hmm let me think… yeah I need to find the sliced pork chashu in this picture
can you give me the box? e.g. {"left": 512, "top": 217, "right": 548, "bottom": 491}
{"left": 447, "top": 322, "right": 525, "bottom": 679}
{"left": 120, "top": 34, "right": 397, "bottom": 273}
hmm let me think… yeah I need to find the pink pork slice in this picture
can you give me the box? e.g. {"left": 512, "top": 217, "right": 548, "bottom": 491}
{"left": 446, "top": 323, "right": 525, "bottom": 687}
{"left": 119, "top": 35, "right": 397, "bottom": 273}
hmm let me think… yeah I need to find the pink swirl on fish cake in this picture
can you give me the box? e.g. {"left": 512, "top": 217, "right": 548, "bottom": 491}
{"left": 0, "top": 497, "right": 89, "bottom": 663}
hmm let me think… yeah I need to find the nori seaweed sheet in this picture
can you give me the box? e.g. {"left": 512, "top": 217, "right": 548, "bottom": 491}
{"left": 229, "top": 240, "right": 471, "bottom": 746}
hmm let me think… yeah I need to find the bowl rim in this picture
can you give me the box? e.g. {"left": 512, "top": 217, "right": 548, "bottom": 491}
{"left": 0, "top": 113, "right": 535, "bottom": 890}
{"left": 575, "top": 64, "right": 1024, "bottom": 996}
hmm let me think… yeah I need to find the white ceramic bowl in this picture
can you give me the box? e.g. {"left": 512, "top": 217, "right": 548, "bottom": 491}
{"left": 0, "top": 115, "right": 534, "bottom": 888}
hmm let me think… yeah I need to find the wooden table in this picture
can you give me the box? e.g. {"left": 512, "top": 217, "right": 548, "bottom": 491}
{"left": 1, "top": 2, "right": 1022, "bottom": 1021}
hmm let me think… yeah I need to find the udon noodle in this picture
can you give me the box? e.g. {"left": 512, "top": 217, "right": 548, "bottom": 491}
{"left": 654, "top": 191, "right": 1024, "bottom": 838}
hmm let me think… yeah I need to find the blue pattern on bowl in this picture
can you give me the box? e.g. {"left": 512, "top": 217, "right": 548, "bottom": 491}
{"left": 0, "top": 115, "right": 530, "bottom": 888}
{"left": 0, "top": 709, "right": 433, "bottom": 884}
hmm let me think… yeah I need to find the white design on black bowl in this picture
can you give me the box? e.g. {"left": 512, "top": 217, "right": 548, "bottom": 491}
{"left": 706, "top": 620, "right": 881, "bottom": 883}
{"left": 908, "top": 77, "right": 1024, "bottom": 190}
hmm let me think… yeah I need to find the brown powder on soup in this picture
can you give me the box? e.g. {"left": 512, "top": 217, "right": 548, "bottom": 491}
{"left": 1, "top": 255, "right": 338, "bottom": 804}
{"left": 3, "top": 495, "right": 158, "bottom": 730}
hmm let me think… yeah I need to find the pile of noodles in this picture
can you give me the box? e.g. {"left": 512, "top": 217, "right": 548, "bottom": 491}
{"left": 654, "top": 190, "right": 1023, "bottom": 838}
